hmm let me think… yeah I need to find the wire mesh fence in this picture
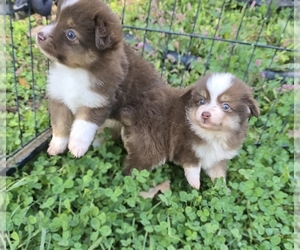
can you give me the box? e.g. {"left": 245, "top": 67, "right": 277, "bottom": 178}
{"left": 4, "top": 0, "right": 297, "bottom": 173}
{"left": 4, "top": 0, "right": 50, "bottom": 173}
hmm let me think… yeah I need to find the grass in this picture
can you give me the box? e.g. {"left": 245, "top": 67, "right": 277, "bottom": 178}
{"left": 5, "top": 0, "right": 295, "bottom": 249}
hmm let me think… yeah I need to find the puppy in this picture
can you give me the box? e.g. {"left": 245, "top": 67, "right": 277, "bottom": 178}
{"left": 120, "top": 73, "right": 260, "bottom": 189}
{"left": 36, "top": 0, "right": 166, "bottom": 157}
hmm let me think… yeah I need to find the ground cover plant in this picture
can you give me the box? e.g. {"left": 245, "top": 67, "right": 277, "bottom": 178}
{"left": 6, "top": 0, "right": 295, "bottom": 249}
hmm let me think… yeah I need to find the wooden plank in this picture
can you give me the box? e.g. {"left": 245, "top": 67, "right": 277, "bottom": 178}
{"left": 0, "top": 129, "right": 52, "bottom": 175}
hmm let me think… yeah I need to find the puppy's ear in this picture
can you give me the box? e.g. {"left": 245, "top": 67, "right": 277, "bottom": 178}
{"left": 246, "top": 97, "right": 260, "bottom": 118}
{"left": 180, "top": 88, "right": 193, "bottom": 103}
{"left": 95, "top": 19, "right": 111, "bottom": 50}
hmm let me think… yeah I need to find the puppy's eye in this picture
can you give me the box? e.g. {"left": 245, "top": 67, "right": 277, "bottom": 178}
{"left": 199, "top": 98, "right": 205, "bottom": 105}
{"left": 66, "top": 30, "right": 76, "bottom": 41}
{"left": 222, "top": 103, "right": 231, "bottom": 111}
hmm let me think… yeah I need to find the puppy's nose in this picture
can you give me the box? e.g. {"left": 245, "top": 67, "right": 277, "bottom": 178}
{"left": 201, "top": 111, "right": 211, "bottom": 119}
{"left": 37, "top": 32, "right": 46, "bottom": 42}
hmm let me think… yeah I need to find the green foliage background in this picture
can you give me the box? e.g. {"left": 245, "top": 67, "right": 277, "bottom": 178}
{"left": 5, "top": 0, "right": 295, "bottom": 249}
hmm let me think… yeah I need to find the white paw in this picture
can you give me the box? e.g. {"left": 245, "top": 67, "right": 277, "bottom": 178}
{"left": 68, "top": 136, "right": 90, "bottom": 158}
{"left": 68, "top": 120, "right": 99, "bottom": 158}
{"left": 187, "top": 176, "right": 200, "bottom": 190}
{"left": 184, "top": 166, "right": 201, "bottom": 190}
{"left": 47, "top": 137, "right": 68, "bottom": 156}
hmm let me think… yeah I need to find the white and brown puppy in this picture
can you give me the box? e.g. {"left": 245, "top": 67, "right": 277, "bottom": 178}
{"left": 36, "top": 0, "right": 166, "bottom": 157}
{"left": 121, "top": 73, "right": 260, "bottom": 189}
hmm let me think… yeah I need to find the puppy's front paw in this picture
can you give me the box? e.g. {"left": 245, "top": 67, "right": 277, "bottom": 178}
{"left": 187, "top": 176, "right": 201, "bottom": 190}
{"left": 184, "top": 166, "right": 201, "bottom": 190}
{"left": 68, "top": 136, "right": 90, "bottom": 158}
{"left": 68, "top": 120, "right": 99, "bottom": 158}
{"left": 47, "top": 137, "right": 68, "bottom": 156}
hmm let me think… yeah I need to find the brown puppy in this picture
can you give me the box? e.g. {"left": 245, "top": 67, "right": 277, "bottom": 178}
{"left": 36, "top": 0, "right": 166, "bottom": 157}
{"left": 121, "top": 73, "right": 260, "bottom": 189}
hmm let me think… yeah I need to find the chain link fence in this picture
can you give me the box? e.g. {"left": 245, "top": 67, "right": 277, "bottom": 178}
{"left": 4, "top": 0, "right": 298, "bottom": 174}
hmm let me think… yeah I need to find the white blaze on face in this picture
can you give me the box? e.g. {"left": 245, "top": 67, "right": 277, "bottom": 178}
{"left": 195, "top": 73, "right": 234, "bottom": 127}
{"left": 207, "top": 73, "right": 233, "bottom": 102}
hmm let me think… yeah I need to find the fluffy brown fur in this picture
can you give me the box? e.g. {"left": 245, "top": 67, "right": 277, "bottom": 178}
{"left": 120, "top": 73, "right": 260, "bottom": 189}
{"left": 36, "top": 0, "right": 166, "bottom": 157}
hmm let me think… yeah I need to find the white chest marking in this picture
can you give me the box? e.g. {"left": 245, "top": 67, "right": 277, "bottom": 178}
{"left": 47, "top": 63, "right": 108, "bottom": 114}
{"left": 192, "top": 141, "right": 237, "bottom": 169}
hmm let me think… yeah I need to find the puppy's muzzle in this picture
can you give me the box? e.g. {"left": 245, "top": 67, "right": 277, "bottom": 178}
{"left": 36, "top": 24, "right": 54, "bottom": 44}
{"left": 37, "top": 32, "right": 47, "bottom": 42}
{"left": 201, "top": 111, "right": 211, "bottom": 120}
